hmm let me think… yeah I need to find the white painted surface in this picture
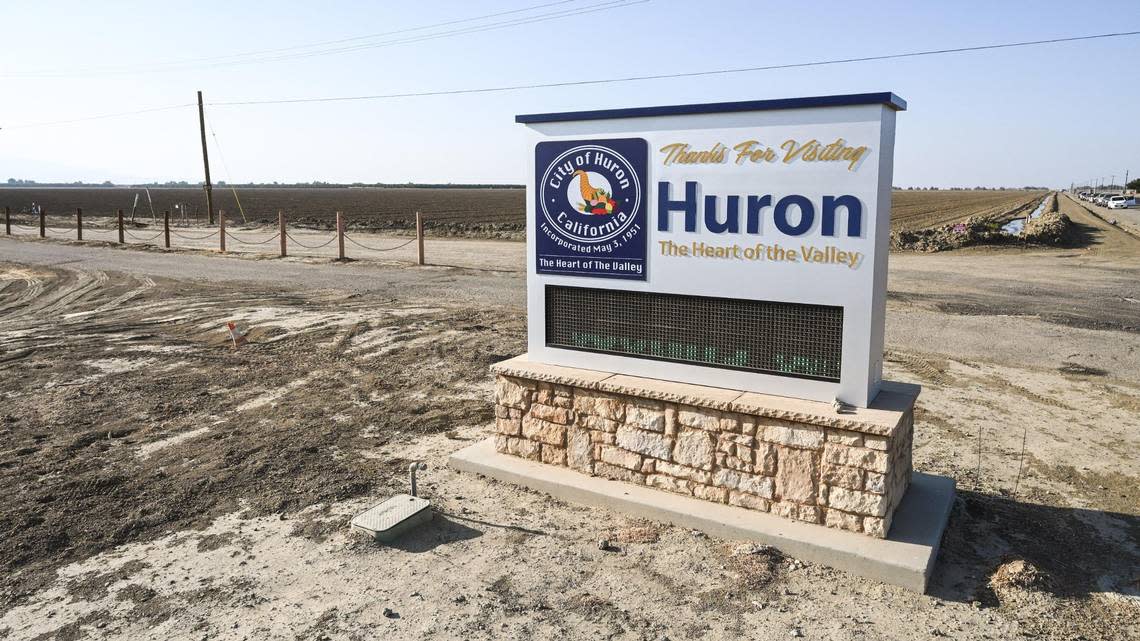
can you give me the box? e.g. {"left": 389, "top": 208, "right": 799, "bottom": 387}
{"left": 522, "top": 102, "right": 899, "bottom": 406}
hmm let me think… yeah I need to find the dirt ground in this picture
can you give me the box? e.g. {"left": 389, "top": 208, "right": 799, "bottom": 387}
{"left": 0, "top": 209, "right": 1138, "bottom": 640}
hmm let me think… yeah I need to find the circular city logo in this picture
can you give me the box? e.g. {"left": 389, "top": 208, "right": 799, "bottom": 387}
{"left": 539, "top": 144, "right": 642, "bottom": 244}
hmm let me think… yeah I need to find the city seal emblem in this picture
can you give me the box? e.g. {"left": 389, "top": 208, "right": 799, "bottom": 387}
{"left": 534, "top": 137, "right": 648, "bottom": 280}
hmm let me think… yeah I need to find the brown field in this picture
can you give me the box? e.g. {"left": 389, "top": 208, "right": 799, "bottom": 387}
{"left": 890, "top": 189, "right": 1047, "bottom": 232}
{"left": 2, "top": 187, "right": 1046, "bottom": 233}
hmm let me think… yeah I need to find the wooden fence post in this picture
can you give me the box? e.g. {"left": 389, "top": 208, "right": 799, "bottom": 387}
{"left": 278, "top": 210, "right": 287, "bottom": 257}
{"left": 117, "top": 209, "right": 124, "bottom": 244}
{"left": 163, "top": 211, "right": 171, "bottom": 248}
{"left": 39, "top": 208, "right": 46, "bottom": 238}
{"left": 336, "top": 211, "right": 345, "bottom": 260}
{"left": 416, "top": 211, "right": 424, "bottom": 265}
{"left": 219, "top": 210, "right": 226, "bottom": 253}
{"left": 4, "top": 206, "right": 10, "bottom": 235}
{"left": 76, "top": 207, "right": 83, "bottom": 240}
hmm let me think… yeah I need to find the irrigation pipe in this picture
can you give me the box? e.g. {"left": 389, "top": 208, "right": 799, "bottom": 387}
{"left": 343, "top": 234, "right": 416, "bottom": 252}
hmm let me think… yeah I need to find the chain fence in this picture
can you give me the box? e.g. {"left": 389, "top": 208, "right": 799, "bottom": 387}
{"left": 225, "top": 230, "right": 280, "bottom": 246}
{"left": 1, "top": 209, "right": 502, "bottom": 265}
{"left": 284, "top": 231, "right": 338, "bottom": 250}
{"left": 343, "top": 234, "right": 416, "bottom": 252}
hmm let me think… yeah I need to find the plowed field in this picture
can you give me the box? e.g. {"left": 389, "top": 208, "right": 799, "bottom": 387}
{"left": 890, "top": 190, "right": 1046, "bottom": 232}
{"left": 3, "top": 187, "right": 1048, "bottom": 234}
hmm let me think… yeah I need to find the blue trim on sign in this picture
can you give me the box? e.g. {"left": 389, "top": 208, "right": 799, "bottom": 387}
{"left": 516, "top": 92, "right": 906, "bottom": 124}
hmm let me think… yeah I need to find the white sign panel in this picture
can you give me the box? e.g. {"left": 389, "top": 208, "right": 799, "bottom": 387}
{"left": 519, "top": 93, "right": 905, "bottom": 407}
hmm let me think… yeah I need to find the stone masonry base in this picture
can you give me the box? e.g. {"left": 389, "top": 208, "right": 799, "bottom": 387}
{"left": 490, "top": 355, "right": 918, "bottom": 538}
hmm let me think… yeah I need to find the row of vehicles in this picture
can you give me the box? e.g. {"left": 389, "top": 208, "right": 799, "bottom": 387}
{"left": 1077, "top": 191, "right": 1135, "bottom": 209}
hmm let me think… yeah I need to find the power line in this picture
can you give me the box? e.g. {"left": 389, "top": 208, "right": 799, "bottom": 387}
{"left": 2, "top": 103, "right": 196, "bottom": 130}
{"left": 0, "top": 0, "right": 645, "bottom": 78}
{"left": 208, "top": 30, "right": 1140, "bottom": 106}
{"left": 4, "top": 29, "right": 1137, "bottom": 129}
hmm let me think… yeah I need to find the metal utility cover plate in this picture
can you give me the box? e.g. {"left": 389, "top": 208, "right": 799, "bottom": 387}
{"left": 351, "top": 494, "right": 432, "bottom": 542}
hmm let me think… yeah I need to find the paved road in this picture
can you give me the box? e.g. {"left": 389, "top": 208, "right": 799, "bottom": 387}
{"left": 1067, "top": 193, "right": 1140, "bottom": 238}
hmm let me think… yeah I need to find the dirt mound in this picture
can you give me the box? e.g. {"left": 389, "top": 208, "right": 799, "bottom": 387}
{"left": 990, "top": 559, "right": 1052, "bottom": 593}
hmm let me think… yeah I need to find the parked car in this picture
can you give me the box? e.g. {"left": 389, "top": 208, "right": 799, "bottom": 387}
{"left": 1107, "top": 195, "right": 1134, "bottom": 209}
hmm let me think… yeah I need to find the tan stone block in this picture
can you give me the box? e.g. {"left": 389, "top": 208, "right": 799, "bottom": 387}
{"left": 529, "top": 403, "right": 572, "bottom": 425}
{"left": 823, "top": 443, "right": 890, "bottom": 473}
{"left": 664, "top": 404, "right": 678, "bottom": 437}
{"left": 824, "top": 508, "right": 863, "bottom": 533}
{"left": 641, "top": 458, "right": 656, "bottom": 474}
{"left": 494, "top": 434, "right": 510, "bottom": 453}
{"left": 548, "top": 394, "right": 573, "bottom": 409}
{"left": 600, "top": 445, "right": 642, "bottom": 470}
{"left": 693, "top": 484, "right": 728, "bottom": 503}
{"left": 826, "top": 428, "right": 863, "bottom": 447}
{"left": 863, "top": 514, "right": 891, "bottom": 538}
{"left": 567, "top": 428, "right": 593, "bottom": 474}
{"left": 673, "top": 429, "right": 715, "bottom": 470}
{"left": 741, "top": 417, "right": 757, "bottom": 437}
{"left": 594, "top": 462, "right": 646, "bottom": 484}
{"left": 648, "top": 474, "right": 693, "bottom": 495}
{"left": 495, "top": 416, "right": 522, "bottom": 436}
{"left": 865, "top": 471, "right": 886, "bottom": 495}
{"left": 579, "top": 414, "right": 620, "bottom": 433}
{"left": 718, "top": 413, "right": 742, "bottom": 433}
{"left": 616, "top": 425, "right": 672, "bottom": 460}
{"left": 821, "top": 463, "right": 864, "bottom": 491}
{"left": 771, "top": 501, "right": 797, "bottom": 519}
{"left": 522, "top": 416, "right": 566, "bottom": 446}
{"left": 798, "top": 505, "right": 821, "bottom": 524}
{"left": 494, "top": 404, "right": 511, "bottom": 419}
{"left": 506, "top": 436, "right": 541, "bottom": 461}
{"left": 655, "top": 461, "right": 713, "bottom": 485}
{"left": 573, "top": 391, "right": 625, "bottom": 422}
{"left": 775, "top": 447, "right": 818, "bottom": 505}
{"left": 534, "top": 383, "right": 572, "bottom": 406}
{"left": 723, "top": 455, "right": 753, "bottom": 473}
{"left": 677, "top": 407, "right": 720, "bottom": 431}
{"left": 763, "top": 421, "right": 825, "bottom": 450}
{"left": 728, "top": 491, "right": 770, "bottom": 512}
{"left": 712, "top": 468, "right": 773, "bottom": 498}
{"left": 827, "top": 486, "right": 889, "bottom": 517}
{"left": 755, "top": 442, "right": 778, "bottom": 476}
{"left": 625, "top": 400, "right": 665, "bottom": 432}
{"left": 496, "top": 376, "right": 531, "bottom": 410}
{"left": 541, "top": 444, "right": 566, "bottom": 466}
{"left": 863, "top": 434, "right": 889, "bottom": 451}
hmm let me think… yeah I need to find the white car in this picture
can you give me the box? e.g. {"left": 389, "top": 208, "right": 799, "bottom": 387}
{"left": 1107, "top": 195, "right": 1134, "bottom": 209}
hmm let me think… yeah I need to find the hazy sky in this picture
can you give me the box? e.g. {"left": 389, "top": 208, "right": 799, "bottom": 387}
{"left": 1, "top": 1, "right": 1137, "bottom": 187}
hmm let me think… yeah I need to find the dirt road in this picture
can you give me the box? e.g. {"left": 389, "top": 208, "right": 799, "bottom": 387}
{"left": 0, "top": 238, "right": 1137, "bottom": 640}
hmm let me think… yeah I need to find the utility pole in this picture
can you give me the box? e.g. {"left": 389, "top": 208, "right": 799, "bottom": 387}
{"left": 197, "top": 90, "right": 215, "bottom": 225}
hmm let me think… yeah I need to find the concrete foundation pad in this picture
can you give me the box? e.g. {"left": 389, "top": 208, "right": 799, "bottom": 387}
{"left": 449, "top": 438, "right": 955, "bottom": 593}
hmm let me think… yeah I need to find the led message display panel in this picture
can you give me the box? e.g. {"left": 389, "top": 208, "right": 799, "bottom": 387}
{"left": 519, "top": 93, "right": 905, "bottom": 407}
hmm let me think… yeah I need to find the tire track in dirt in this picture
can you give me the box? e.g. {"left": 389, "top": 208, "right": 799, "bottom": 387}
{"left": 884, "top": 350, "right": 955, "bottom": 386}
